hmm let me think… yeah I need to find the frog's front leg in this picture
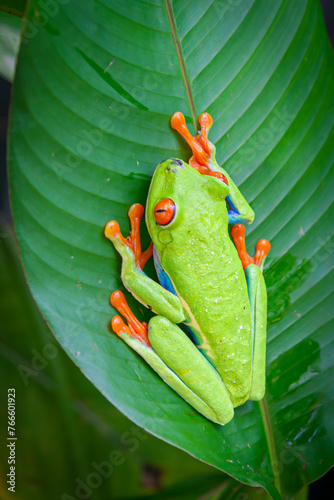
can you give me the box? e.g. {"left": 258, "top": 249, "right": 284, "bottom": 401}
{"left": 110, "top": 290, "right": 234, "bottom": 425}
{"left": 105, "top": 204, "right": 184, "bottom": 324}
{"left": 170, "top": 112, "right": 255, "bottom": 224}
{"left": 231, "top": 224, "right": 271, "bottom": 401}
{"left": 225, "top": 189, "right": 255, "bottom": 225}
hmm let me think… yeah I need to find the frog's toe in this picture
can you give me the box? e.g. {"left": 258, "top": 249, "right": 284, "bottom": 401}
{"left": 231, "top": 224, "right": 271, "bottom": 271}
{"left": 110, "top": 290, "right": 151, "bottom": 346}
{"left": 253, "top": 239, "right": 271, "bottom": 268}
{"left": 105, "top": 203, "right": 153, "bottom": 269}
{"left": 171, "top": 111, "right": 210, "bottom": 168}
{"left": 171, "top": 110, "right": 221, "bottom": 177}
{"left": 105, "top": 220, "right": 122, "bottom": 240}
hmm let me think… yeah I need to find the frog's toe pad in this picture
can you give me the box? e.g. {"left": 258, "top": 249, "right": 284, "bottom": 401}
{"left": 110, "top": 290, "right": 151, "bottom": 346}
{"left": 231, "top": 224, "right": 271, "bottom": 269}
{"left": 253, "top": 239, "right": 271, "bottom": 267}
{"left": 256, "top": 239, "right": 271, "bottom": 254}
{"left": 111, "top": 315, "right": 129, "bottom": 335}
{"left": 105, "top": 220, "right": 121, "bottom": 240}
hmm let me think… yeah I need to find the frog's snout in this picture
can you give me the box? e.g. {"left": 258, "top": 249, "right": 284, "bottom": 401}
{"left": 160, "top": 158, "right": 185, "bottom": 170}
{"left": 171, "top": 158, "right": 184, "bottom": 167}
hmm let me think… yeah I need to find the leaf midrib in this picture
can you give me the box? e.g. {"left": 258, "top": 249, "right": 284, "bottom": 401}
{"left": 164, "top": 0, "right": 197, "bottom": 130}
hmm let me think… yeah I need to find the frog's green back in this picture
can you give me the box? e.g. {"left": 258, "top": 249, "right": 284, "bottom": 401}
{"left": 146, "top": 160, "right": 253, "bottom": 407}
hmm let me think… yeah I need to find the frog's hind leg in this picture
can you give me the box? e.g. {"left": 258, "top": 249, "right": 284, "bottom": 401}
{"left": 110, "top": 291, "right": 234, "bottom": 425}
{"left": 231, "top": 224, "right": 271, "bottom": 401}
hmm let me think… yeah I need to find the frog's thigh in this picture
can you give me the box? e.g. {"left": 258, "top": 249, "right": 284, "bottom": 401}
{"left": 149, "top": 316, "right": 234, "bottom": 425}
{"left": 245, "top": 264, "right": 267, "bottom": 401}
{"left": 122, "top": 265, "right": 184, "bottom": 324}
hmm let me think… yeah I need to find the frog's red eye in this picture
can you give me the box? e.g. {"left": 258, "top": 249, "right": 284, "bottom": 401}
{"left": 207, "top": 172, "right": 229, "bottom": 185}
{"left": 154, "top": 198, "right": 175, "bottom": 225}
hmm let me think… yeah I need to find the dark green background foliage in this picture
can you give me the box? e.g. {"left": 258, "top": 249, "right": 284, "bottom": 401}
{"left": 2, "top": 0, "right": 334, "bottom": 498}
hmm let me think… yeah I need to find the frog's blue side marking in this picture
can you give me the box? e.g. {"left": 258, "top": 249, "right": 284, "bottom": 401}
{"left": 154, "top": 246, "right": 204, "bottom": 351}
{"left": 184, "top": 324, "right": 200, "bottom": 345}
{"left": 153, "top": 246, "right": 177, "bottom": 296}
{"left": 226, "top": 195, "right": 241, "bottom": 223}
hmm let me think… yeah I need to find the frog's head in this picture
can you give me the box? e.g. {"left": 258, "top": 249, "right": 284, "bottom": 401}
{"left": 146, "top": 158, "right": 230, "bottom": 253}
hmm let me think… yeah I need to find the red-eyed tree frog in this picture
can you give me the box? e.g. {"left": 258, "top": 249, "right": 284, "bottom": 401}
{"left": 105, "top": 112, "right": 271, "bottom": 425}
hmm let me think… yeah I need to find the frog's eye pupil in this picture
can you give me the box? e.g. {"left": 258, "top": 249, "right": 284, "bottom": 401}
{"left": 154, "top": 198, "right": 175, "bottom": 225}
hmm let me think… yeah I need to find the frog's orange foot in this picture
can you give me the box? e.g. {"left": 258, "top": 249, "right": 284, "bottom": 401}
{"left": 110, "top": 290, "right": 151, "bottom": 347}
{"left": 171, "top": 111, "right": 215, "bottom": 175}
{"left": 105, "top": 203, "right": 153, "bottom": 270}
{"left": 231, "top": 224, "right": 271, "bottom": 270}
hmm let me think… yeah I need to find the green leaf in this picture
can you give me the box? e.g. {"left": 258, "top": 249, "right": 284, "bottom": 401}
{"left": 8, "top": 0, "right": 334, "bottom": 498}
{"left": 0, "top": 0, "right": 27, "bottom": 17}
{"left": 0, "top": 11, "right": 22, "bottom": 81}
